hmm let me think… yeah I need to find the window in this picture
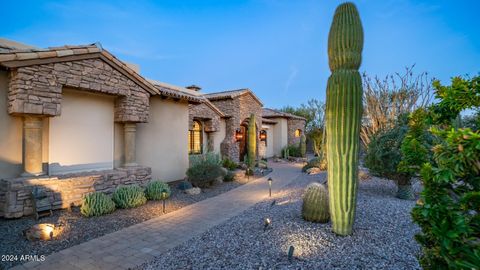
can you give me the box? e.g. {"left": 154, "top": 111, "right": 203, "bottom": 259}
{"left": 295, "top": 129, "right": 302, "bottom": 137}
{"left": 189, "top": 121, "right": 203, "bottom": 154}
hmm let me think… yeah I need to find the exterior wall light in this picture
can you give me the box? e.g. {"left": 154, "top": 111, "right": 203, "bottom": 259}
{"left": 235, "top": 128, "right": 244, "bottom": 142}
{"left": 259, "top": 130, "right": 267, "bottom": 141}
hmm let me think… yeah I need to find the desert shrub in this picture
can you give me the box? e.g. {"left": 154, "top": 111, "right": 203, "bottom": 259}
{"left": 412, "top": 128, "right": 480, "bottom": 269}
{"left": 361, "top": 66, "right": 433, "bottom": 149}
{"left": 80, "top": 192, "right": 116, "bottom": 217}
{"left": 461, "top": 111, "right": 480, "bottom": 131}
{"left": 411, "top": 75, "right": 480, "bottom": 268}
{"left": 364, "top": 114, "right": 409, "bottom": 179}
{"left": 145, "top": 181, "right": 171, "bottom": 200}
{"left": 223, "top": 171, "right": 235, "bottom": 182}
{"left": 282, "top": 144, "right": 302, "bottom": 158}
{"left": 112, "top": 185, "right": 147, "bottom": 209}
{"left": 222, "top": 157, "right": 237, "bottom": 171}
{"left": 302, "top": 156, "right": 327, "bottom": 172}
{"left": 187, "top": 152, "right": 226, "bottom": 188}
{"left": 177, "top": 181, "right": 193, "bottom": 190}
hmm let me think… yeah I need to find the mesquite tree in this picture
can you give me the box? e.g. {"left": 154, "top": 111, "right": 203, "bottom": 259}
{"left": 325, "top": 2, "right": 363, "bottom": 235}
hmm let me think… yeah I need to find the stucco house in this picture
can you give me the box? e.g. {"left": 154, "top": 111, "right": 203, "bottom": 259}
{"left": 0, "top": 38, "right": 305, "bottom": 218}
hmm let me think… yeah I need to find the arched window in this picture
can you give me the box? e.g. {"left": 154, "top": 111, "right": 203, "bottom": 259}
{"left": 295, "top": 129, "right": 302, "bottom": 137}
{"left": 189, "top": 121, "right": 203, "bottom": 154}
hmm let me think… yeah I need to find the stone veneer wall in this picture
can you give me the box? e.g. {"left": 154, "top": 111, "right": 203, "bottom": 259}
{"left": 287, "top": 118, "right": 306, "bottom": 145}
{"left": 7, "top": 59, "right": 150, "bottom": 122}
{"left": 0, "top": 166, "right": 151, "bottom": 218}
{"left": 188, "top": 103, "right": 221, "bottom": 132}
{"left": 210, "top": 93, "right": 262, "bottom": 162}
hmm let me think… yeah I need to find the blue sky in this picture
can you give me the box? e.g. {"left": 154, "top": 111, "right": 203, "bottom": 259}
{"left": 2, "top": 0, "right": 479, "bottom": 108}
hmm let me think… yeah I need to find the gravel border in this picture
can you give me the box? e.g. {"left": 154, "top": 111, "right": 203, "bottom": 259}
{"left": 0, "top": 179, "right": 250, "bottom": 269}
{"left": 141, "top": 174, "right": 422, "bottom": 270}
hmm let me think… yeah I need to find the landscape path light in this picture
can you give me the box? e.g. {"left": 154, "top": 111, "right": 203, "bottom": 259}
{"left": 162, "top": 191, "right": 167, "bottom": 214}
{"left": 268, "top": 177, "right": 273, "bottom": 197}
{"left": 264, "top": 218, "right": 271, "bottom": 231}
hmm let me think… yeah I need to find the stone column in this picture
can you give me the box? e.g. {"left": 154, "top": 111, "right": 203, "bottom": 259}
{"left": 22, "top": 116, "right": 44, "bottom": 176}
{"left": 124, "top": 123, "right": 137, "bottom": 167}
{"left": 206, "top": 132, "right": 215, "bottom": 152}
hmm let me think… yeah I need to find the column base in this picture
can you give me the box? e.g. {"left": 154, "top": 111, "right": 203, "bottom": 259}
{"left": 123, "top": 163, "right": 138, "bottom": 168}
{"left": 21, "top": 171, "right": 45, "bottom": 177}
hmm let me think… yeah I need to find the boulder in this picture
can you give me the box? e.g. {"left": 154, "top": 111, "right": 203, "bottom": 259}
{"left": 185, "top": 187, "right": 201, "bottom": 195}
{"left": 306, "top": 167, "right": 322, "bottom": 175}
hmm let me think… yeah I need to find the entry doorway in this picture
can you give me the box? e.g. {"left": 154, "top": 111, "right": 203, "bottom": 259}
{"left": 239, "top": 125, "right": 247, "bottom": 161}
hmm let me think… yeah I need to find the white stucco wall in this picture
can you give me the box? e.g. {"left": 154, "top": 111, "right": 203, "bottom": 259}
{"left": 272, "top": 118, "right": 288, "bottom": 157}
{"left": 263, "top": 125, "right": 274, "bottom": 158}
{"left": 0, "top": 71, "right": 49, "bottom": 179}
{"left": 213, "top": 119, "right": 226, "bottom": 155}
{"left": 0, "top": 71, "right": 23, "bottom": 179}
{"left": 137, "top": 97, "right": 189, "bottom": 182}
{"left": 49, "top": 89, "right": 114, "bottom": 174}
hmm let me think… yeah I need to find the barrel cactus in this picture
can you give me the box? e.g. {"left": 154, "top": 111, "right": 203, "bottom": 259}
{"left": 300, "top": 134, "right": 307, "bottom": 157}
{"left": 247, "top": 113, "right": 257, "bottom": 169}
{"left": 80, "top": 192, "right": 116, "bottom": 217}
{"left": 302, "top": 183, "right": 329, "bottom": 223}
{"left": 325, "top": 2, "right": 364, "bottom": 235}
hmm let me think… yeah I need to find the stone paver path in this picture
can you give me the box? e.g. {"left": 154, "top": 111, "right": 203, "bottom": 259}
{"left": 12, "top": 162, "right": 303, "bottom": 270}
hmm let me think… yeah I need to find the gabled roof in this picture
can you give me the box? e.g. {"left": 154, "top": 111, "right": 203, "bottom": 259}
{"left": 261, "top": 117, "right": 278, "bottom": 125}
{"left": 0, "top": 39, "right": 203, "bottom": 103}
{"left": 262, "top": 108, "right": 306, "bottom": 121}
{"left": 148, "top": 80, "right": 203, "bottom": 103}
{"left": 204, "top": 88, "right": 263, "bottom": 106}
{"left": 203, "top": 98, "right": 226, "bottom": 117}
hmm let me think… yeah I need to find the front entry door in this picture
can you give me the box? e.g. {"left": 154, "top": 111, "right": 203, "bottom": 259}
{"left": 239, "top": 125, "right": 247, "bottom": 161}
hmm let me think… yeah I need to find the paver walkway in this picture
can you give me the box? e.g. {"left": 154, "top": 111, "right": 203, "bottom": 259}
{"left": 12, "top": 161, "right": 303, "bottom": 270}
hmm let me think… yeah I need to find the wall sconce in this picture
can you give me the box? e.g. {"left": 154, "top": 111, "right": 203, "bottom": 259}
{"left": 235, "top": 128, "right": 244, "bottom": 142}
{"left": 259, "top": 130, "right": 267, "bottom": 141}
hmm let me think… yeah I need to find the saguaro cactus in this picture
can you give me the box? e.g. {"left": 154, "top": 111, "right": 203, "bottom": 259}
{"left": 300, "top": 134, "right": 307, "bottom": 157}
{"left": 325, "top": 2, "right": 364, "bottom": 235}
{"left": 247, "top": 114, "right": 257, "bottom": 169}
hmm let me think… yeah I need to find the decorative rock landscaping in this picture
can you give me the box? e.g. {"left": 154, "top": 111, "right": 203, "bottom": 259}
{"left": 141, "top": 173, "right": 422, "bottom": 270}
{"left": 0, "top": 179, "right": 245, "bottom": 269}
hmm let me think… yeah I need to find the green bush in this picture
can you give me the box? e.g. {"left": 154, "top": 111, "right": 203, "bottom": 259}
{"left": 223, "top": 171, "right": 235, "bottom": 182}
{"left": 145, "top": 181, "right": 171, "bottom": 200}
{"left": 412, "top": 128, "right": 480, "bottom": 269}
{"left": 222, "top": 157, "right": 237, "bottom": 171}
{"left": 282, "top": 144, "right": 302, "bottom": 158}
{"left": 364, "top": 114, "right": 409, "bottom": 179}
{"left": 112, "top": 185, "right": 147, "bottom": 209}
{"left": 302, "top": 156, "right": 327, "bottom": 172}
{"left": 80, "top": 192, "right": 116, "bottom": 217}
{"left": 187, "top": 152, "right": 226, "bottom": 188}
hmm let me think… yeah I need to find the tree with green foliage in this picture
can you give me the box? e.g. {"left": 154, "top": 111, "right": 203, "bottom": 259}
{"left": 412, "top": 74, "right": 480, "bottom": 269}
{"left": 279, "top": 99, "right": 325, "bottom": 134}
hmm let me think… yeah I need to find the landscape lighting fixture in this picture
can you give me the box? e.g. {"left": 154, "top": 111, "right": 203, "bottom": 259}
{"left": 268, "top": 177, "right": 273, "bottom": 197}
{"left": 264, "top": 218, "right": 271, "bottom": 231}
{"left": 162, "top": 191, "right": 167, "bottom": 214}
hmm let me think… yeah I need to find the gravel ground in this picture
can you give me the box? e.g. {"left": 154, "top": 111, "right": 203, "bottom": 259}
{"left": 0, "top": 179, "right": 247, "bottom": 269}
{"left": 141, "top": 174, "right": 422, "bottom": 270}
